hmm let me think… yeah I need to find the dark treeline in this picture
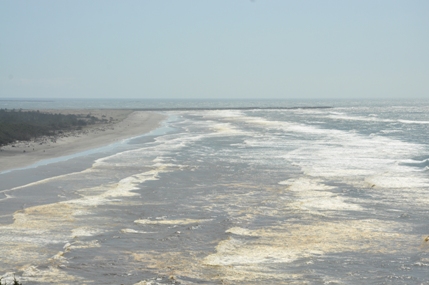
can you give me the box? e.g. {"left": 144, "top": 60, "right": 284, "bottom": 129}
{"left": 0, "top": 109, "right": 96, "bottom": 146}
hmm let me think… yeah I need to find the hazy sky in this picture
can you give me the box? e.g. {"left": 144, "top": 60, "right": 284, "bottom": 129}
{"left": 1, "top": 1, "right": 428, "bottom": 99}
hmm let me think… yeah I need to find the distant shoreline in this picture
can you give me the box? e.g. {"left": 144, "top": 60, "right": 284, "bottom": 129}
{"left": 129, "top": 106, "right": 333, "bottom": 111}
{"left": 0, "top": 110, "right": 166, "bottom": 173}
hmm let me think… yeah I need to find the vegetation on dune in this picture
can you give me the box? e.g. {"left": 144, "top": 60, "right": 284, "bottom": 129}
{"left": 0, "top": 109, "right": 101, "bottom": 147}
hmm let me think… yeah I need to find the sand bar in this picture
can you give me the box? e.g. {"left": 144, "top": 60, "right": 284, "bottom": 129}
{"left": 0, "top": 110, "right": 166, "bottom": 172}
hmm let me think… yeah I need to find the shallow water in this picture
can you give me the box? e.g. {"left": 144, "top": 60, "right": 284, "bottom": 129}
{"left": 1, "top": 100, "right": 429, "bottom": 284}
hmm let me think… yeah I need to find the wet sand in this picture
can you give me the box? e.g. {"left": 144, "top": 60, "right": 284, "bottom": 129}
{"left": 0, "top": 110, "right": 166, "bottom": 172}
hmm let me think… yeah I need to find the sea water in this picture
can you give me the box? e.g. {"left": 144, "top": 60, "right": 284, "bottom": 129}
{"left": 0, "top": 99, "right": 428, "bottom": 284}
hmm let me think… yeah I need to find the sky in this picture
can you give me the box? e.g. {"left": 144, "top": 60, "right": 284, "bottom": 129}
{"left": 1, "top": 1, "right": 428, "bottom": 100}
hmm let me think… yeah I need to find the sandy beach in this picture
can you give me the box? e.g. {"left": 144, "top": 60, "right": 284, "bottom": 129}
{"left": 0, "top": 110, "right": 166, "bottom": 173}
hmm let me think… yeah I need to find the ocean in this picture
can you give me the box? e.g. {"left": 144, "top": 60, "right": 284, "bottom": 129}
{"left": 1, "top": 99, "right": 429, "bottom": 284}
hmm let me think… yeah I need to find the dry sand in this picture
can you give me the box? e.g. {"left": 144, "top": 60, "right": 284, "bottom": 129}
{"left": 0, "top": 110, "right": 166, "bottom": 172}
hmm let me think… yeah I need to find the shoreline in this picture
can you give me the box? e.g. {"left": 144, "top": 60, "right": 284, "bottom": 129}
{"left": 0, "top": 110, "right": 166, "bottom": 173}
